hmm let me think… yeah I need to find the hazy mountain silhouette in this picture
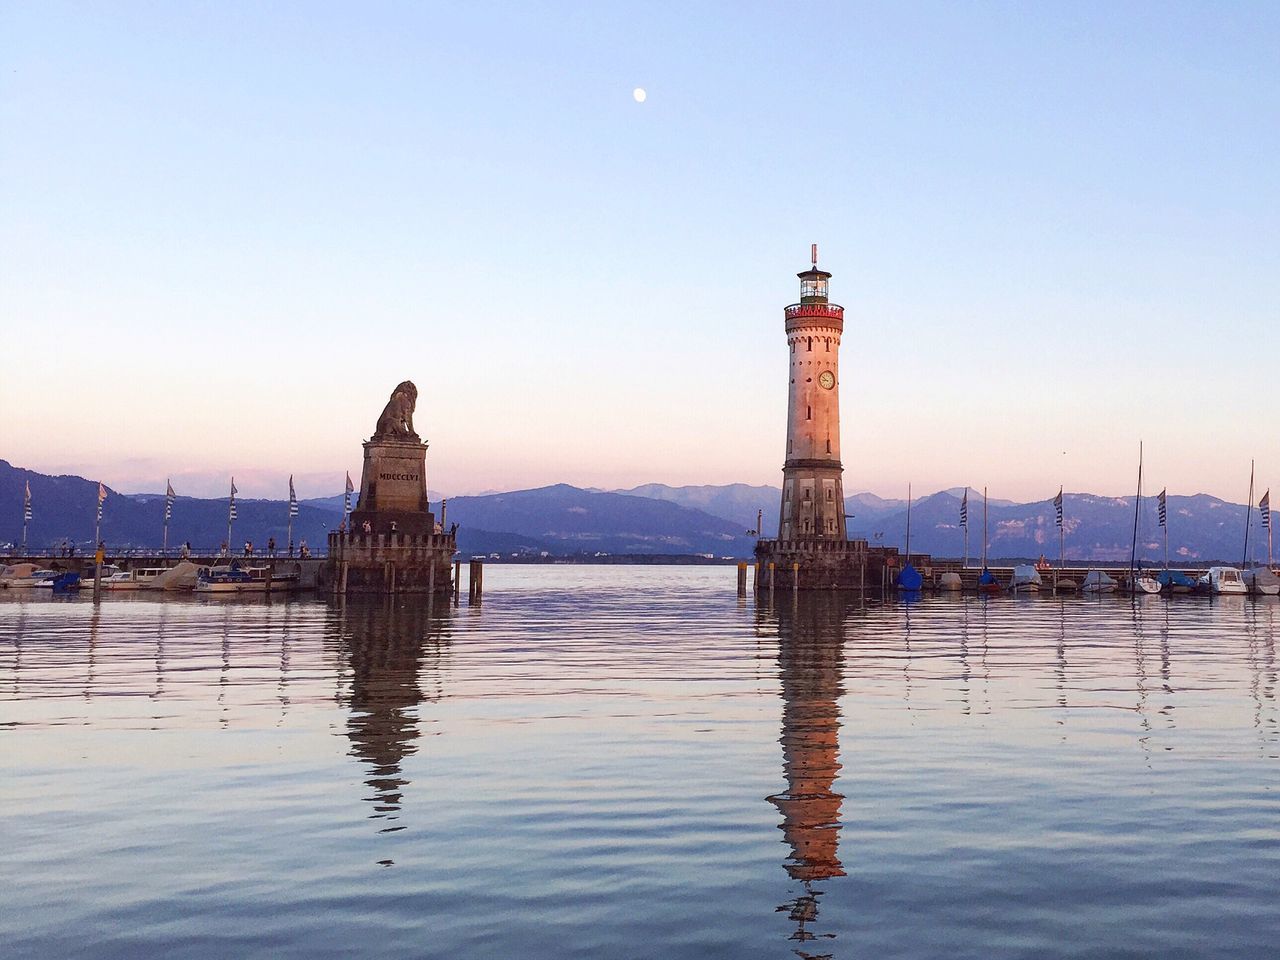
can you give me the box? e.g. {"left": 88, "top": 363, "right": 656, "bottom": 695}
{"left": 0, "top": 463, "right": 752, "bottom": 557}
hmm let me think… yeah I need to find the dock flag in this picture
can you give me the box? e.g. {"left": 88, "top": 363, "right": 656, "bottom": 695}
{"left": 23, "top": 480, "right": 32, "bottom": 523}
{"left": 229, "top": 478, "right": 238, "bottom": 520}
{"left": 1053, "top": 487, "right": 1064, "bottom": 528}
{"left": 96, "top": 482, "right": 108, "bottom": 522}
{"left": 344, "top": 472, "right": 354, "bottom": 515}
{"left": 959, "top": 489, "right": 968, "bottom": 528}
{"left": 289, "top": 476, "right": 299, "bottom": 518}
{"left": 1262, "top": 490, "right": 1271, "bottom": 530}
{"left": 164, "top": 481, "right": 175, "bottom": 522}
{"left": 1158, "top": 488, "right": 1167, "bottom": 528}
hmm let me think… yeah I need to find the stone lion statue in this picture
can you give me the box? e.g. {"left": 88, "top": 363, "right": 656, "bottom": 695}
{"left": 374, "top": 381, "right": 419, "bottom": 439}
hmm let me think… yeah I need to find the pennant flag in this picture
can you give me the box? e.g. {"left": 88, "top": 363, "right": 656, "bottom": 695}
{"left": 1053, "top": 487, "right": 1064, "bottom": 528}
{"left": 1157, "top": 488, "right": 1167, "bottom": 528}
{"left": 344, "top": 472, "right": 354, "bottom": 514}
{"left": 229, "top": 478, "right": 238, "bottom": 521}
{"left": 164, "top": 480, "right": 175, "bottom": 522}
{"left": 289, "top": 475, "right": 299, "bottom": 518}
{"left": 96, "top": 481, "right": 108, "bottom": 521}
{"left": 959, "top": 489, "right": 968, "bottom": 529}
{"left": 23, "top": 480, "right": 32, "bottom": 522}
{"left": 1262, "top": 489, "right": 1271, "bottom": 531}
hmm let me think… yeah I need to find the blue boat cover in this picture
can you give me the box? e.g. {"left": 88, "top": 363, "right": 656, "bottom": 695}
{"left": 51, "top": 572, "right": 81, "bottom": 591}
{"left": 896, "top": 562, "right": 923, "bottom": 591}
{"left": 1156, "top": 570, "right": 1195, "bottom": 589}
{"left": 978, "top": 568, "right": 999, "bottom": 587}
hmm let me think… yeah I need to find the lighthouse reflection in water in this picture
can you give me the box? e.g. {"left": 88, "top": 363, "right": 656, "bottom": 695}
{"left": 764, "top": 594, "right": 850, "bottom": 954}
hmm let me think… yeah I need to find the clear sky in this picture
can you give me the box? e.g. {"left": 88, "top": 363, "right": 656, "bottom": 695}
{"left": 3, "top": 2, "right": 1277, "bottom": 501}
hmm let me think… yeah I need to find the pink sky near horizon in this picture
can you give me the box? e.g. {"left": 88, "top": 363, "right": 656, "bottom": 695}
{"left": 4, "top": 5, "right": 1277, "bottom": 506}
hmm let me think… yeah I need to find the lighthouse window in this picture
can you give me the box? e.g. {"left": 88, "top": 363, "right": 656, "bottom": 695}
{"left": 825, "top": 339, "right": 830, "bottom": 352}
{"left": 825, "top": 438, "right": 831, "bottom": 453}
{"left": 807, "top": 338, "right": 812, "bottom": 352}
{"left": 806, "top": 405, "right": 811, "bottom": 420}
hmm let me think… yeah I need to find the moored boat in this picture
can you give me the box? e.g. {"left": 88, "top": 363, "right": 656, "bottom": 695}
{"left": 1243, "top": 566, "right": 1280, "bottom": 597}
{"left": 244, "top": 566, "right": 300, "bottom": 593}
{"left": 51, "top": 571, "right": 81, "bottom": 592}
{"left": 96, "top": 566, "right": 145, "bottom": 590}
{"left": 194, "top": 565, "right": 255, "bottom": 594}
{"left": 0, "top": 564, "right": 53, "bottom": 588}
{"left": 1081, "top": 570, "right": 1117, "bottom": 594}
{"left": 895, "top": 562, "right": 923, "bottom": 592}
{"left": 1009, "top": 564, "right": 1042, "bottom": 593}
{"left": 977, "top": 568, "right": 1002, "bottom": 595}
{"left": 1197, "top": 566, "right": 1248, "bottom": 595}
{"left": 1156, "top": 569, "right": 1195, "bottom": 594}
{"left": 1131, "top": 573, "right": 1161, "bottom": 595}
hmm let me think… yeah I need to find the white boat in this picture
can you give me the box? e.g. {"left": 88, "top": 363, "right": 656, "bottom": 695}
{"left": 95, "top": 566, "right": 144, "bottom": 590}
{"left": 1198, "top": 566, "right": 1249, "bottom": 595}
{"left": 937, "top": 571, "right": 963, "bottom": 591}
{"left": 0, "top": 563, "right": 50, "bottom": 588}
{"left": 29, "top": 570, "right": 65, "bottom": 589}
{"left": 132, "top": 567, "right": 173, "bottom": 588}
{"left": 1132, "top": 573, "right": 1161, "bottom": 595}
{"left": 1082, "top": 570, "right": 1118, "bottom": 594}
{"left": 1243, "top": 567, "right": 1280, "bottom": 596}
{"left": 1009, "top": 564, "right": 1042, "bottom": 593}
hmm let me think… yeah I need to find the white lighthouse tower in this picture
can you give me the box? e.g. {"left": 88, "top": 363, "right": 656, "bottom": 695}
{"left": 778, "top": 246, "right": 847, "bottom": 542}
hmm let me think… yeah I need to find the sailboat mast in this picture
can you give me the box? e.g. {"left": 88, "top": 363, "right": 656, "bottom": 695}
{"left": 1130, "top": 442, "right": 1142, "bottom": 580}
{"left": 982, "top": 486, "right": 988, "bottom": 569}
{"left": 963, "top": 487, "right": 969, "bottom": 570}
{"left": 904, "top": 483, "right": 912, "bottom": 561}
{"left": 1243, "top": 460, "right": 1254, "bottom": 569}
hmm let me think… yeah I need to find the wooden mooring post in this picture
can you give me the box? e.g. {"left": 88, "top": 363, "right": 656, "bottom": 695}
{"left": 453, "top": 560, "right": 461, "bottom": 605}
{"left": 768, "top": 562, "right": 776, "bottom": 603}
{"left": 469, "top": 560, "right": 484, "bottom": 603}
{"left": 737, "top": 562, "right": 747, "bottom": 597}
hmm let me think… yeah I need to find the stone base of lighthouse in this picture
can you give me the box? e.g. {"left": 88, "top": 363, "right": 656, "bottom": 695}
{"left": 754, "top": 538, "right": 904, "bottom": 592}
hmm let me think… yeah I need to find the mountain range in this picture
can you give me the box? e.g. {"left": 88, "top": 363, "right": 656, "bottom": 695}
{"left": 1, "top": 460, "right": 1269, "bottom": 564}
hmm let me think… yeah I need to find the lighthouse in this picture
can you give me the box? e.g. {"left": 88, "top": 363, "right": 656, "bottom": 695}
{"left": 778, "top": 246, "right": 847, "bottom": 542}
{"left": 755, "top": 248, "right": 877, "bottom": 592}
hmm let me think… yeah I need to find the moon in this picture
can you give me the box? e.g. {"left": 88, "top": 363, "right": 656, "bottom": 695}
{"left": 632, "top": 87, "right": 647, "bottom": 103}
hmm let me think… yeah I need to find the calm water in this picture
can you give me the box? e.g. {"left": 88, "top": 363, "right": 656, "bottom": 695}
{"left": 2, "top": 567, "right": 1278, "bottom": 959}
